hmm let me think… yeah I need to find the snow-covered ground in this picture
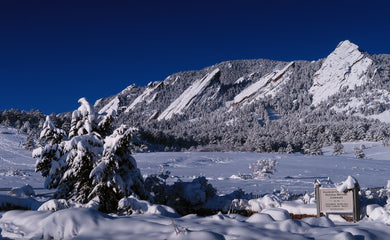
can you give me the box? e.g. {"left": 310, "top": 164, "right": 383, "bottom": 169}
{"left": 0, "top": 126, "right": 43, "bottom": 193}
{"left": 2, "top": 126, "right": 390, "bottom": 239}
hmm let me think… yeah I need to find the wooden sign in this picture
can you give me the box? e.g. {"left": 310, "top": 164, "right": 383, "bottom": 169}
{"left": 319, "top": 188, "right": 353, "bottom": 213}
{"left": 315, "top": 180, "right": 360, "bottom": 222}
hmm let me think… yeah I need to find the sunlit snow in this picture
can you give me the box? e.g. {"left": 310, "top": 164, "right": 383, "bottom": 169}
{"left": 157, "top": 68, "right": 220, "bottom": 121}
{"left": 233, "top": 61, "right": 294, "bottom": 105}
{"left": 2, "top": 127, "right": 390, "bottom": 239}
{"left": 310, "top": 40, "right": 373, "bottom": 105}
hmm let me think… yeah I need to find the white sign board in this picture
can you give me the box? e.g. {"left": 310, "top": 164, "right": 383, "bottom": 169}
{"left": 319, "top": 188, "right": 353, "bottom": 213}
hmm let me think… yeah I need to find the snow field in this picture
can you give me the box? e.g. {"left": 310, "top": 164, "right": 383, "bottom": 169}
{"left": 134, "top": 145, "right": 390, "bottom": 196}
{"left": 2, "top": 126, "right": 390, "bottom": 239}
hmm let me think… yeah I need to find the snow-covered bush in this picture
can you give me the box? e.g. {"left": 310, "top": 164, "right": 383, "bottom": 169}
{"left": 249, "top": 159, "right": 278, "bottom": 179}
{"left": 354, "top": 147, "right": 366, "bottom": 158}
{"left": 273, "top": 186, "right": 296, "bottom": 201}
{"left": 165, "top": 177, "right": 217, "bottom": 215}
{"left": 144, "top": 167, "right": 171, "bottom": 204}
{"left": 8, "top": 184, "right": 35, "bottom": 197}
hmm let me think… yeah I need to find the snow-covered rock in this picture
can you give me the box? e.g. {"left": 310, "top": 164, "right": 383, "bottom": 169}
{"left": 118, "top": 196, "right": 179, "bottom": 217}
{"left": 261, "top": 208, "right": 291, "bottom": 221}
{"left": 125, "top": 82, "right": 163, "bottom": 113}
{"left": 38, "top": 199, "right": 70, "bottom": 211}
{"left": 98, "top": 96, "right": 120, "bottom": 114}
{"left": 233, "top": 62, "right": 294, "bottom": 105}
{"left": 310, "top": 40, "right": 372, "bottom": 105}
{"left": 157, "top": 68, "right": 220, "bottom": 120}
{"left": 246, "top": 213, "right": 275, "bottom": 223}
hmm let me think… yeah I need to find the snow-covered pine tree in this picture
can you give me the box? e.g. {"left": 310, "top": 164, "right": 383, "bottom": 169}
{"left": 333, "top": 141, "right": 345, "bottom": 155}
{"left": 69, "top": 97, "right": 98, "bottom": 138}
{"left": 23, "top": 132, "right": 36, "bottom": 151}
{"left": 34, "top": 97, "right": 148, "bottom": 212}
{"left": 90, "top": 125, "right": 148, "bottom": 212}
{"left": 33, "top": 116, "right": 67, "bottom": 189}
{"left": 308, "top": 142, "right": 323, "bottom": 155}
{"left": 57, "top": 98, "right": 103, "bottom": 202}
{"left": 97, "top": 109, "right": 116, "bottom": 137}
{"left": 302, "top": 143, "right": 310, "bottom": 155}
{"left": 286, "top": 143, "right": 294, "bottom": 154}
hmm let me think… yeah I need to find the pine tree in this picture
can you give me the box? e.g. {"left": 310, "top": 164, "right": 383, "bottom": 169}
{"left": 23, "top": 132, "right": 36, "bottom": 151}
{"left": 286, "top": 143, "right": 294, "bottom": 154}
{"left": 34, "top": 98, "right": 148, "bottom": 212}
{"left": 333, "top": 142, "right": 345, "bottom": 155}
{"left": 58, "top": 98, "right": 103, "bottom": 202}
{"left": 69, "top": 97, "right": 98, "bottom": 138}
{"left": 33, "top": 116, "right": 67, "bottom": 189}
{"left": 90, "top": 125, "right": 147, "bottom": 212}
{"left": 308, "top": 142, "right": 323, "bottom": 155}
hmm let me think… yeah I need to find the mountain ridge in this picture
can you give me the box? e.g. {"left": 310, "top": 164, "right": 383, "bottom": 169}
{"left": 90, "top": 40, "right": 390, "bottom": 151}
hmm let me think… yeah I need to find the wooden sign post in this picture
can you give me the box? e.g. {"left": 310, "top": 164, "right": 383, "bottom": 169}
{"left": 315, "top": 180, "right": 360, "bottom": 222}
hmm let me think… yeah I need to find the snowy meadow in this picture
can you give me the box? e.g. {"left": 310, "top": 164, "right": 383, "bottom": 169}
{"left": 2, "top": 126, "right": 390, "bottom": 239}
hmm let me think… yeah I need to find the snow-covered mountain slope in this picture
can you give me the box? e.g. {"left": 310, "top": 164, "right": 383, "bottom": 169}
{"left": 87, "top": 40, "right": 390, "bottom": 151}
{"left": 124, "top": 82, "right": 163, "bottom": 113}
{"left": 98, "top": 96, "right": 120, "bottom": 114}
{"left": 157, "top": 68, "right": 221, "bottom": 121}
{"left": 233, "top": 61, "right": 295, "bottom": 105}
{"left": 332, "top": 89, "right": 390, "bottom": 123}
{"left": 0, "top": 126, "right": 43, "bottom": 192}
{"left": 95, "top": 84, "right": 141, "bottom": 115}
{"left": 309, "top": 40, "right": 373, "bottom": 105}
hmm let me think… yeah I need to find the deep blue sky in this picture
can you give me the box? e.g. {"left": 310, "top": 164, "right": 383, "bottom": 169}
{"left": 1, "top": 0, "right": 390, "bottom": 114}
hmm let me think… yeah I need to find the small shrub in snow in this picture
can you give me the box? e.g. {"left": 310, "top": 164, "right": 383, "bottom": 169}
{"left": 273, "top": 186, "right": 292, "bottom": 201}
{"left": 354, "top": 147, "right": 366, "bottom": 159}
{"left": 249, "top": 159, "right": 278, "bottom": 179}
{"left": 238, "top": 173, "right": 253, "bottom": 180}
{"left": 171, "top": 220, "right": 188, "bottom": 235}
